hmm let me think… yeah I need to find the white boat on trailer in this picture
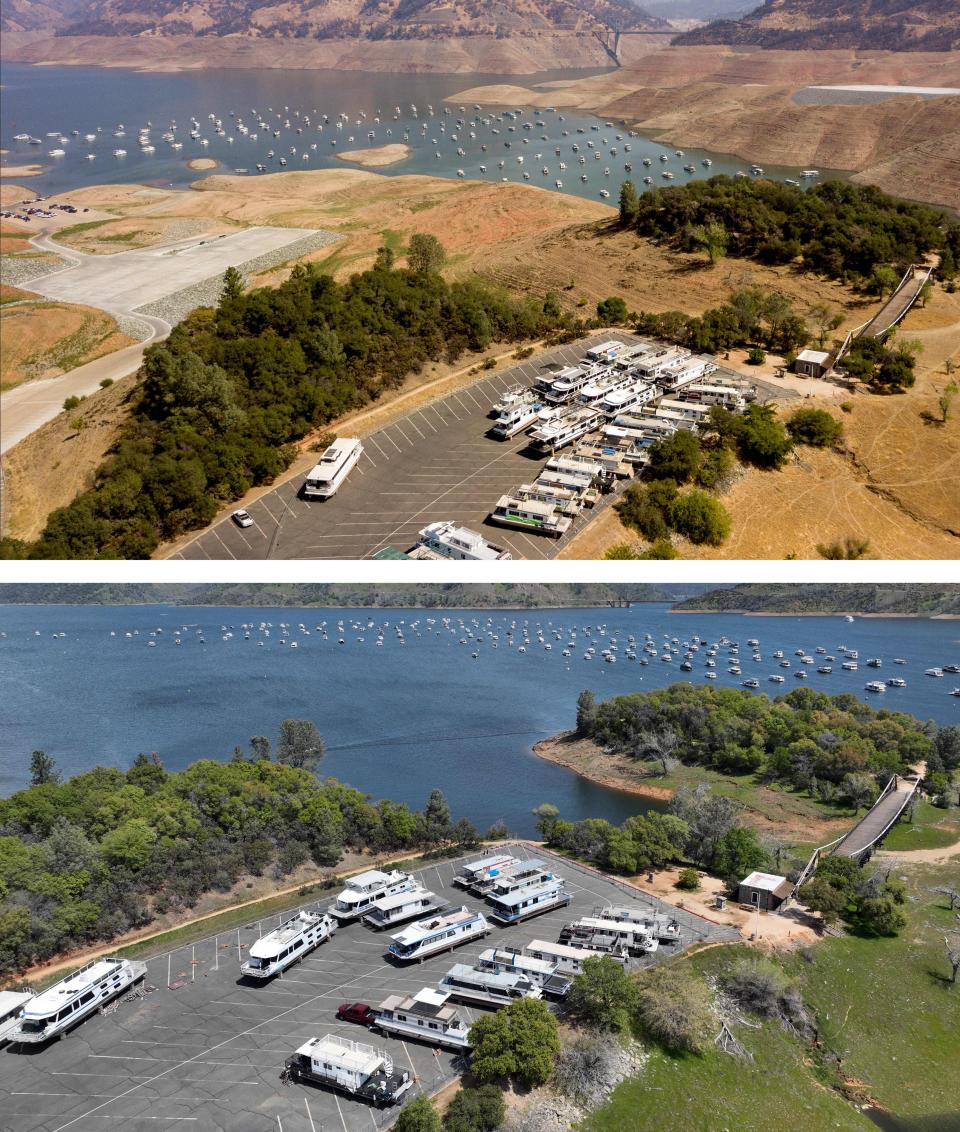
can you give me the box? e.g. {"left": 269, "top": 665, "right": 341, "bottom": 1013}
{"left": 438, "top": 962, "right": 543, "bottom": 1007}
{"left": 301, "top": 437, "right": 363, "bottom": 500}
{"left": 490, "top": 399, "right": 543, "bottom": 439}
{"left": 284, "top": 1034, "right": 412, "bottom": 1106}
{"left": 362, "top": 887, "right": 445, "bottom": 930}
{"left": 0, "top": 991, "right": 35, "bottom": 1044}
{"left": 453, "top": 853, "right": 518, "bottom": 889}
{"left": 373, "top": 987, "right": 471, "bottom": 1050}
{"left": 475, "top": 947, "right": 572, "bottom": 998}
{"left": 486, "top": 859, "right": 556, "bottom": 898}
{"left": 241, "top": 910, "right": 336, "bottom": 978}
{"left": 528, "top": 407, "right": 602, "bottom": 454}
{"left": 388, "top": 906, "right": 491, "bottom": 963}
{"left": 559, "top": 915, "right": 657, "bottom": 956}
{"left": 487, "top": 879, "right": 571, "bottom": 925}
{"left": 523, "top": 938, "right": 626, "bottom": 976}
{"left": 328, "top": 869, "right": 414, "bottom": 922}
{"left": 489, "top": 495, "right": 572, "bottom": 539}
{"left": 594, "top": 905, "right": 681, "bottom": 943}
{"left": 11, "top": 957, "right": 147, "bottom": 1044}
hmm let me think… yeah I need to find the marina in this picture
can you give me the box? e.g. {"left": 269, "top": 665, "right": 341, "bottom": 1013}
{"left": 1, "top": 63, "right": 841, "bottom": 204}
{"left": 240, "top": 909, "right": 336, "bottom": 978}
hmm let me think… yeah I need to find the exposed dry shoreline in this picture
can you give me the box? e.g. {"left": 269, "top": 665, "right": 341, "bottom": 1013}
{"left": 337, "top": 143, "right": 410, "bottom": 168}
{"left": 533, "top": 731, "right": 675, "bottom": 803}
{"left": 671, "top": 610, "right": 960, "bottom": 618}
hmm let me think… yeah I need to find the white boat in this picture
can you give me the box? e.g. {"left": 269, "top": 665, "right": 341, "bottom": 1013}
{"left": 362, "top": 886, "right": 444, "bottom": 930}
{"left": 483, "top": 858, "right": 554, "bottom": 898}
{"left": 453, "top": 853, "right": 518, "bottom": 889}
{"left": 438, "top": 963, "right": 542, "bottom": 1007}
{"left": 302, "top": 437, "right": 363, "bottom": 500}
{"left": 539, "top": 366, "right": 589, "bottom": 404}
{"left": 328, "top": 869, "right": 414, "bottom": 922}
{"left": 47, "top": 148, "right": 66, "bottom": 157}
{"left": 490, "top": 384, "right": 533, "bottom": 416}
{"left": 387, "top": 906, "right": 490, "bottom": 963}
{"left": 113, "top": 148, "right": 127, "bottom": 157}
{"left": 475, "top": 947, "right": 571, "bottom": 998}
{"left": 490, "top": 399, "right": 543, "bottom": 439}
{"left": 0, "top": 990, "right": 35, "bottom": 1044}
{"left": 559, "top": 915, "right": 657, "bottom": 956}
{"left": 925, "top": 667, "right": 944, "bottom": 677}
{"left": 886, "top": 678, "right": 906, "bottom": 687}
{"left": 528, "top": 407, "right": 602, "bottom": 454}
{"left": 842, "top": 660, "right": 859, "bottom": 671}
{"left": 600, "top": 380, "right": 657, "bottom": 416}
{"left": 490, "top": 495, "right": 572, "bottom": 539}
{"left": 523, "top": 938, "right": 625, "bottom": 976}
{"left": 595, "top": 905, "right": 681, "bottom": 943}
{"left": 241, "top": 910, "right": 336, "bottom": 978}
{"left": 414, "top": 521, "right": 511, "bottom": 562}
{"left": 11, "top": 958, "right": 146, "bottom": 1044}
{"left": 374, "top": 988, "right": 471, "bottom": 1050}
{"left": 487, "top": 879, "right": 571, "bottom": 925}
{"left": 284, "top": 1035, "right": 412, "bottom": 1106}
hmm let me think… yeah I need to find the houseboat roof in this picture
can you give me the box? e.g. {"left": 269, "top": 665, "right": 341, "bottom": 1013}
{"left": 371, "top": 887, "right": 436, "bottom": 913}
{"left": 391, "top": 907, "right": 483, "bottom": 947}
{"left": 478, "top": 948, "right": 556, "bottom": 976}
{"left": 0, "top": 990, "right": 33, "bottom": 1014}
{"left": 489, "top": 879, "right": 563, "bottom": 909}
{"left": 344, "top": 869, "right": 394, "bottom": 890}
{"left": 379, "top": 988, "right": 460, "bottom": 1023}
{"left": 443, "top": 963, "right": 533, "bottom": 991}
{"left": 29, "top": 958, "right": 129, "bottom": 1013}
{"left": 524, "top": 938, "right": 594, "bottom": 961}
{"left": 296, "top": 1034, "right": 381, "bottom": 1075}
{"left": 248, "top": 910, "right": 323, "bottom": 956}
{"left": 459, "top": 854, "right": 517, "bottom": 877}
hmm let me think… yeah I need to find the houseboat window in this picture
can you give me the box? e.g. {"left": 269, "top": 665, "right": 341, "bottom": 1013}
{"left": 79, "top": 991, "right": 96, "bottom": 1005}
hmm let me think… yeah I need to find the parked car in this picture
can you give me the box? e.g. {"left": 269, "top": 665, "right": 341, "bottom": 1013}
{"left": 231, "top": 509, "right": 253, "bottom": 528}
{"left": 336, "top": 1002, "right": 375, "bottom": 1026}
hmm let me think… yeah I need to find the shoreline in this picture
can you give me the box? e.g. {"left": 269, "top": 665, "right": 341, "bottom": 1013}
{"left": 671, "top": 610, "right": 960, "bottom": 619}
{"left": 532, "top": 731, "right": 675, "bottom": 803}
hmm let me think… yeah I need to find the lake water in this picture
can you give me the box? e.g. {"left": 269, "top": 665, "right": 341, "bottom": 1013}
{"left": 1, "top": 603, "right": 957, "bottom": 831}
{"left": 1, "top": 62, "right": 834, "bottom": 204}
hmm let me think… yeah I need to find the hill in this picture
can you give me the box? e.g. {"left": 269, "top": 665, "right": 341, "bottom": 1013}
{"left": 13, "top": 0, "right": 668, "bottom": 38}
{"left": 0, "top": 584, "right": 713, "bottom": 608}
{"left": 674, "top": 0, "right": 960, "bottom": 51}
{"left": 674, "top": 583, "right": 960, "bottom": 616}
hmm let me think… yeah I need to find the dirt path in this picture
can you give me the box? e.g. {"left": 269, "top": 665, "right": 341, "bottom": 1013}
{"left": 875, "top": 835, "right": 960, "bottom": 864}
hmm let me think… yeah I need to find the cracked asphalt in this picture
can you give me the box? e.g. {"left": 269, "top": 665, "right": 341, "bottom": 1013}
{"left": 1, "top": 846, "right": 735, "bottom": 1132}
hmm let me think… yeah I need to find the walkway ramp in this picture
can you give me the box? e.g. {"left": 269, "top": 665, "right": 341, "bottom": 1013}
{"left": 834, "top": 776, "right": 920, "bottom": 860}
{"left": 860, "top": 265, "right": 932, "bottom": 339}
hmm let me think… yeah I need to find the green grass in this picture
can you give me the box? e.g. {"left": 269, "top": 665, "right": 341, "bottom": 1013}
{"left": 56, "top": 219, "right": 110, "bottom": 240}
{"left": 583, "top": 861, "right": 960, "bottom": 1129}
{"left": 880, "top": 801, "right": 959, "bottom": 852}
{"left": 98, "top": 230, "right": 144, "bottom": 244}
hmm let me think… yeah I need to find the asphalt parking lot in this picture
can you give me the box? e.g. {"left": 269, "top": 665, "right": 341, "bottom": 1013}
{"left": 171, "top": 333, "right": 642, "bottom": 562}
{"left": 1, "top": 845, "right": 735, "bottom": 1132}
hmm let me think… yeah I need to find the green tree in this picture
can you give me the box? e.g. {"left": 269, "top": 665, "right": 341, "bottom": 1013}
{"left": 808, "top": 302, "right": 843, "bottom": 348}
{"left": 669, "top": 489, "right": 731, "bottom": 546}
{"left": 423, "top": 788, "right": 452, "bottom": 844}
{"left": 407, "top": 233, "right": 446, "bottom": 274}
{"left": 394, "top": 1095, "right": 441, "bottom": 1132}
{"left": 249, "top": 735, "right": 272, "bottom": 762}
{"left": 533, "top": 802, "right": 561, "bottom": 839}
{"left": 869, "top": 265, "right": 899, "bottom": 298}
{"left": 736, "top": 404, "right": 793, "bottom": 468}
{"left": 787, "top": 408, "right": 843, "bottom": 447}
{"left": 275, "top": 720, "right": 325, "bottom": 772}
{"left": 220, "top": 266, "right": 245, "bottom": 302}
{"left": 640, "top": 538, "right": 680, "bottom": 559}
{"left": 712, "top": 826, "right": 770, "bottom": 881}
{"left": 576, "top": 690, "right": 598, "bottom": 736}
{"left": 618, "top": 179, "right": 639, "bottom": 226}
{"left": 469, "top": 998, "right": 560, "bottom": 1088}
{"left": 647, "top": 430, "right": 701, "bottom": 484}
{"left": 30, "top": 750, "right": 60, "bottom": 786}
{"left": 603, "top": 543, "right": 640, "bottom": 559}
{"left": 689, "top": 220, "right": 728, "bottom": 265}
{"left": 442, "top": 1085, "right": 505, "bottom": 1132}
{"left": 597, "top": 296, "right": 629, "bottom": 324}
{"left": 568, "top": 954, "right": 638, "bottom": 1031}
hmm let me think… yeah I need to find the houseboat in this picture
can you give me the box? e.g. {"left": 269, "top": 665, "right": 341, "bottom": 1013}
{"left": 453, "top": 854, "right": 518, "bottom": 890}
{"left": 558, "top": 915, "right": 657, "bottom": 956}
{"left": 0, "top": 991, "right": 35, "bottom": 1044}
{"left": 438, "top": 963, "right": 543, "bottom": 1007}
{"left": 541, "top": 366, "right": 592, "bottom": 405}
{"left": 475, "top": 947, "right": 571, "bottom": 998}
{"left": 301, "top": 437, "right": 363, "bottom": 500}
{"left": 387, "top": 907, "right": 491, "bottom": 963}
{"left": 522, "top": 939, "right": 626, "bottom": 976}
{"left": 328, "top": 869, "right": 415, "bottom": 922}
{"left": 283, "top": 1034, "right": 413, "bottom": 1106}
{"left": 490, "top": 385, "right": 533, "bottom": 417}
{"left": 490, "top": 495, "right": 572, "bottom": 539}
{"left": 362, "top": 887, "right": 444, "bottom": 930}
{"left": 487, "top": 879, "right": 571, "bottom": 925}
{"left": 528, "top": 408, "right": 602, "bottom": 454}
{"left": 584, "top": 340, "right": 625, "bottom": 363}
{"left": 413, "top": 522, "right": 511, "bottom": 561}
{"left": 11, "top": 958, "right": 147, "bottom": 1044}
{"left": 600, "top": 380, "right": 657, "bottom": 416}
{"left": 485, "top": 859, "right": 555, "bottom": 898}
{"left": 241, "top": 910, "right": 336, "bottom": 978}
{"left": 373, "top": 988, "right": 471, "bottom": 1050}
{"left": 490, "top": 399, "right": 543, "bottom": 439}
{"left": 596, "top": 906, "right": 681, "bottom": 943}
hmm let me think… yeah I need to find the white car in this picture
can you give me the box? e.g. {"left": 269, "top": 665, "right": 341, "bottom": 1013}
{"left": 231, "top": 509, "right": 253, "bottom": 529}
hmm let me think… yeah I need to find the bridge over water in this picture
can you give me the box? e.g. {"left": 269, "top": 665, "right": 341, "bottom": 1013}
{"left": 791, "top": 773, "right": 922, "bottom": 899}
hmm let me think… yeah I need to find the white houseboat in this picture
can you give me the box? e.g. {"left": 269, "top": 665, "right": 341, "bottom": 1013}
{"left": 11, "top": 958, "right": 147, "bottom": 1043}
{"left": 490, "top": 400, "right": 543, "bottom": 439}
{"left": 528, "top": 407, "right": 602, "bottom": 454}
{"left": 301, "top": 437, "right": 363, "bottom": 500}
{"left": 600, "top": 380, "right": 657, "bottom": 416}
{"left": 0, "top": 991, "right": 35, "bottom": 1044}
{"left": 388, "top": 906, "right": 490, "bottom": 963}
{"left": 486, "top": 859, "right": 557, "bottom": 899}
{"left": 475, "top": 947, "right": 571, "bottom": 998}
{"left": 490, "top": 495, "right": 572, "bottom": 539}
{"left": 241, "top": 910, "right": 336, "bottom": 978}
{"left": 284, "top": 1034, "right": 413, "bottom": 1106}
{"left": 541, "top": 366, "right": 593, "bottom": 405}
{"left": 328, "top": 869, "right": 414, "bottom": 922}
{"left": 374, "top": 988, "right": 471, "bottom": 1050}
{"left": 490, "top": 385, "right": 533, "bottom": 417}
{"left": 413, "top": 521, "right": 511, "bottom": 562}
{"left": 596, "top": 905, "right": 681, "bottom": 943}
{"left": 453, "top": 854, "right": 518, "bottom": 890}
{"left": 438, "top": 962, "right": 543, "bottom": 1007}
{"left": 584, "top": 340, "right": 625, "bottom": 363}
{"left": 487, "top": 879, "right": 571, "bottom": 925}
{"left": 559, "top": 915, "right": 658, "bottom": 955}
{"left": 362, "top": 887, "right": 444, "bottom": 930}
{"left": 522, "top": 939, "right": 626, "bottom": 976}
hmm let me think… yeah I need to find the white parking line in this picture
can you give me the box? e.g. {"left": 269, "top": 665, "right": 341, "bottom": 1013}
{"left": 367, "top": 436, "right": 390, "bottom": 459}
{"left": 332, "top": 1092, "right": 348, "bottom": 1132}
{"left": 412, "top": 410, "right": 436, "bottom": 434}
{"left": 380, "top": 430, "right": 403, "bottom": 453}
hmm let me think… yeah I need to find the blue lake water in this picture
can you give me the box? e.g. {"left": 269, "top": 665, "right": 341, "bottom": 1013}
{"left": 1, "top": 62, "right": 836, "bottom": 203}
{"left": 1, "top": 603, "right": 957, "bottom": 831}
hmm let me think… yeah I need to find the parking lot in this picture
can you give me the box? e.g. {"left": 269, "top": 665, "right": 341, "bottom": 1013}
{"left": 171, "top": 333, "right": 643, "bottom": 562}
{"left": 1, "top": 845, "right": 735, "bottom": 1132}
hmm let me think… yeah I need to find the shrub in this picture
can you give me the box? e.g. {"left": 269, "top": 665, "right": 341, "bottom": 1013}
{"left": 603, "top": 543, "right": 640, "bottom": 560}
{"left": 695, "top": 446, "right": 734, "bottom": 490}
{"left": 553, "top": 1034, "right": 633, "bottom": 1109}
{"left": 747, "top": 347, "right": 766, "bottom": 365}
{"left": 640, "top": 538, "right": 680, "bottom": 559}
{"left": 676, "top": 868, "right": 701, "bottom": 891}
{"left": 722, "top": 957, "right": 792, "bottom": 1018}
{"left": 442, "top": 1085, "right": 505, "bottom": 1132}
{"left": 469, "top": 998, "right": 560, "bottom": 1088}
{"left": 635, "top": 967, "right": 713, "bottom": 1053}
{"left": 669, "top": 490, "right": 731, "bottom": 546}
{"left": 99, "top": 377, "right": 114, "bottom": 389}
{"left": 62, "top": 395, "right": 82, "bottom": 411}
{"left": 597, "top": 296, "right": 629, "bottom": 323}
{"left": 787, "top": 408, "right": 843, "bottom": 446}
{"left": 647, "top": 430, "right": 702, "bottom": 484}
{"left": 395, "top": 1095, "right": 441, "bottom": 1132}
{"left": 735, "top": 404, "right": 793, "bottom": 468}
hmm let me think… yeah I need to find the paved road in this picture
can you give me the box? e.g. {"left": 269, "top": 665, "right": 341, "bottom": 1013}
{"left": 172, "top": 332, "right": 642, "bottom": 561}
{"left": 1, "top": 227, "right": 319, "bottom": 453}
{"left": 0, "top": 845, "right": 734, "bottom": 1132}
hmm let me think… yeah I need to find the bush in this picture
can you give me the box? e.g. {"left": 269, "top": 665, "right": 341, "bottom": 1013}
{"left": 747, "top": 347, "right": 766, "bottom": 365}
{"left": 695, "top": 446, "right": 734, "bottom": 490}
{"left": 615, "top": 485, "right": 669, "bottom": 541}
{"left": 597, "top": 296, "right": 629, "bottom": 323}
{"left": 676, "top": 868, "right": 701, "bottom": 891}
{"left": 787, "top": 408, "right": 844, "bottom": 447}
{"left": 640, "top": 538, "right": 680, "bottom": 559}
{"left": 669, "top": 489, "right": 731, "bottom": 546}
{"left": 635, "top": 967, "right": 713, "bottom": 1053}
{"left": 99, "top": 378, "right": 114, "bottom": 389}
{"left": 553, "top": 1034, "right": 633, "bottom": 1109}
{"left": 603, "top": 543, "right": 641, "bottom": 559}
{"left": 62, "top": 395, "right": 82, "bottom": 411}
{"left": 647, "top": 430, "right": 702, "bottom": 484}
{"left": 568, "top": 955, "right": 638, "bottom": 1031}
{"left": 395, "top": 1095, "right": 441, "bottom": 1132}
{"left": 443, "top": 1086, "right": 505, "bottom": 1132}
{"left": 734, "top": 404, "right": 793, "bottom": 468}
{"left": 722, "top": 957, "right": 792, "bottom": 1018}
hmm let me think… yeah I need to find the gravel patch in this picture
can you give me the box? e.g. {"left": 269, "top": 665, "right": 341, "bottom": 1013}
{"left": 0, "top": 252, "right": 68, "bottom": 287}
{"left": 133, "top": 230, "right": 340, "bottom": 327}
{"left": 114, "top": 313, "right": 155, "bottom": 342}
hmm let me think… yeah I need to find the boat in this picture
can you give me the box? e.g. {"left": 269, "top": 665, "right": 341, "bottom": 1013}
{"left": 559, "top": 915, "right": 657, "bottom": 957}
{"left": 490, "top": 384, "right": 533, "bottom": 416}
{"left": 241, "top": 910, "right": 336, "bottom": 978}
{"left": 373, "top": 988, "right": 471, "bottom": 1050}
{"left": 886, "top": 678, "right": 906, "bottom": 687}
{"left": 362, "top": 887, "right": 444, "bottom": 930}
{"left": 842, "top": 660, "right": 859, "bottom": 671}
{"left": 387, "top": 906, "right": 490, "bottom": 963}
{"left": 487, "top": 879, "right": 571, "bottom": 925}
{"left": 475, "top": 947, "right": 571, "bottom": 998}
{"left": 769, "top": 674, "right": 785, "bottom": 683}
{"left": 453, "top": 853, "right": 518, "bottom": 889}
{"left": 866, "top": 658, "right": 882, "bottom": 668}
{"left": 284, "top": 1035, "right": 412, "bottom": 1106}
{"left": 47, "top": 148, "right": 66, "bottom": 157}
{"left": 951, "top": 688, "right": 960, "bottom": 697}
{"left": 490, "top": 399, "right": 543, "bottom": 439}
{"left": 864, "top": 681, "right": 885, "bottom": 693}
{"left": 113, "top": 149, "right": 127, "bottom": 157}
{"left": 0, "top": 990, "right": 35, "bottom": 1044}
{"left": 413, "top": 521, "right": 511, "bottom": 561}
{"left": 328, "top": 869, "right": 415, "bottom": 922}
{"left": 11, "top": 958, "right": 147, "bottom": 1044}
{"left": 528, "top": 407, "right": 603, "bottom": 454}
{"left": 522, "top": 938, "right": 625, "bottom": 976}
{"left": 926, "top": 667, "right": 944, "bottom": 677}
{"left": 490, "top": 495, "right": 572, "bottom": 539}
{"left": 438, "top": 963, "right": 543, "bottom": 1007}
{"left": 593, "top": 906, "right": 681, "bottom": 943}
{"left": 301, "top": 437, "right": 363, "bottom": 500}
